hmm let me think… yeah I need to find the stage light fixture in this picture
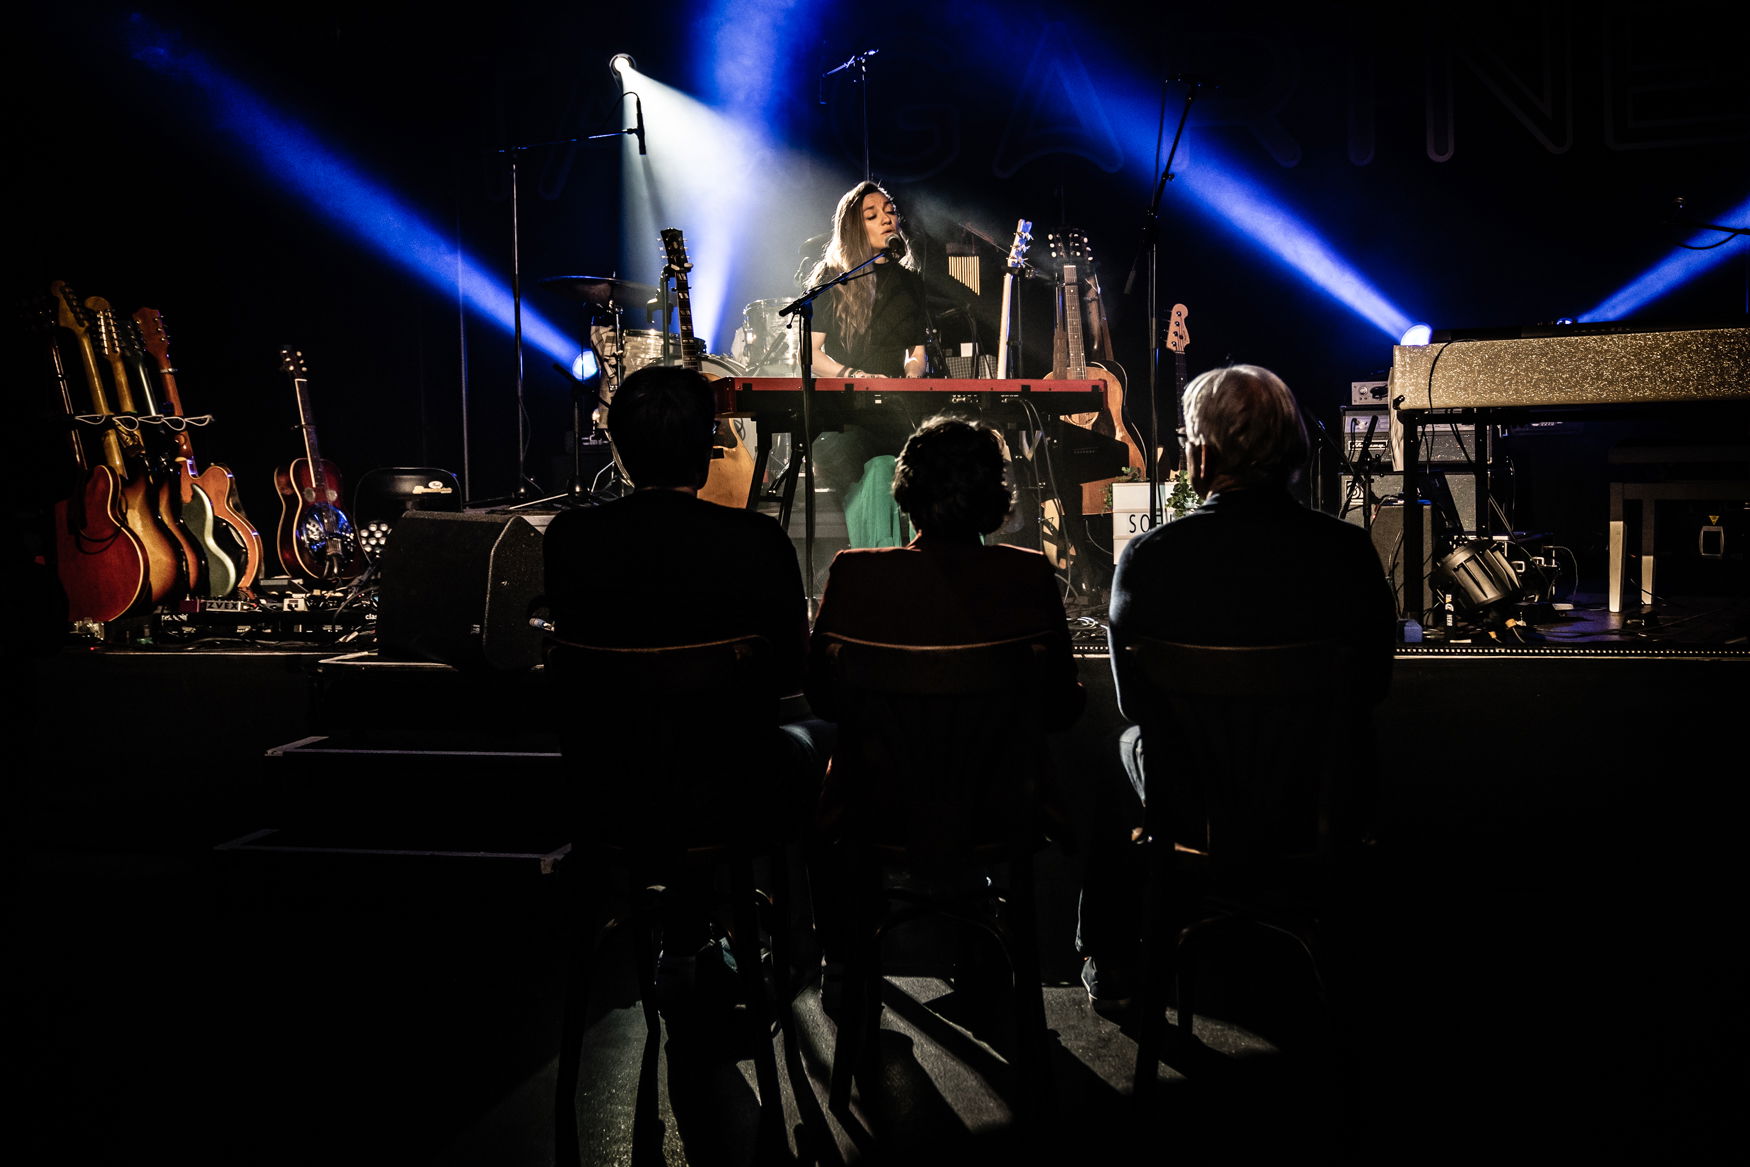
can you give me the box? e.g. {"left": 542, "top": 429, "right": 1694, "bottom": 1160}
{"left": 124, "top": 15, "right": 577, "bottom": 370}
{"left": 571, "top": 350, "right": 600, "bottom": 381}
{"left": 1434, "top": 538, "right": 1529, "bottom": 640}
{"left": 1399, "top": 322, "right": 1433, "bottom": 346}
{"left": 609, "top": 53, "right": 636, "bottom": 77}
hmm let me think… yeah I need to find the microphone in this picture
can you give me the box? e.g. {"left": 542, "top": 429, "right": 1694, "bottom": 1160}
{"left": 883, "top": 233, "right": 907, "bottom": 259}
{"left": 632, "top": 93, "right": 646, "bottom": 156}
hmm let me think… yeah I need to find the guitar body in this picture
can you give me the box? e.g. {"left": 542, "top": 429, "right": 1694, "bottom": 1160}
{"left": 191, "top": 463, "right": 262, "bottom": 590}
{"left": 699, "top": 423, "right": 757, "bottom": 508}
{"left": 54, "top": 466, "right": 150, "bottom": 623}
{"left": 275, "top": 456, "right": 363, "bottom": 583}
{"left": 153, "top": 475, "right": 207, "bottom": 598}
{"left": 132, "top": 306, "right": 262, "bottom": 597}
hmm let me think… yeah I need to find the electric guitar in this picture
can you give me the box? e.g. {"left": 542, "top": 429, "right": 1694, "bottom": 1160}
{"left": 134, "top": 307, "right": 264, "bottom": 594}
{"left": 659, "top": 227, "right": 756, "bottom": 507}
{"left": 1165, "top": 303, "right": 1194, "bottom": 506}
{"left": 274, "top": 348, "right": 363, "bottom": 583}
{"left": 995, "top": 219, "right": 1033, "bottom": 379}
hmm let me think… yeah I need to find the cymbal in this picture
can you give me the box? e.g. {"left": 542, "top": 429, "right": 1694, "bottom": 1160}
{"left": 539, "top": 275, "right": 657, "bottom": 307}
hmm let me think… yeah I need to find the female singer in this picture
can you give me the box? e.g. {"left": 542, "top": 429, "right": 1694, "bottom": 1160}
{"left": 804, "top": 180, "right": 928, "bottom": 379}
{"left": 803, "top": 181, "right": 929, "bottom": 545}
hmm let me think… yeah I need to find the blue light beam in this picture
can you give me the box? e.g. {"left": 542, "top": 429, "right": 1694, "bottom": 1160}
{"left": 1581, "top": 194, "right": 1750, "bottom": 322}
{"left": 125, "top": 16, "right": 576, "bottom": 369}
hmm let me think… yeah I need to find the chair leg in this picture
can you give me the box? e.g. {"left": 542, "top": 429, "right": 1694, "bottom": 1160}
{"left": 1006, "top": 852, "right": 1051, "bottom": 1104}
{"left": 729, "top": 856, "right": 783, "bottom": 1117}
{"left": 828, "top": 884, "right": 882, "bottom": 1112}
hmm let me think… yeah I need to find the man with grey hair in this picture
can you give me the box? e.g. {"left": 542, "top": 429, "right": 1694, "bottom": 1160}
{"left": 1077, "top": 364, "right": 1395, "bottom": 1004}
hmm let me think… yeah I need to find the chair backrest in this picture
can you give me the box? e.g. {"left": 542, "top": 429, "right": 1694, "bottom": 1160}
{"left": 819, "top": 632, "right": 1053, "bottom": 864}
{"left": 545, "top": 635, "right": 773, "bottom": 845}
{"left": 1124, "top": 638, "right": 1353, "bottom": 864}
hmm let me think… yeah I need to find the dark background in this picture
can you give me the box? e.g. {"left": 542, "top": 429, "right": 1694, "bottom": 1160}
{"left": 15, "top": 1, "right": 1748, "bottom": 572}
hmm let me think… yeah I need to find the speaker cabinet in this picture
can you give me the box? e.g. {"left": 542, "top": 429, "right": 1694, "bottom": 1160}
{"left": 1366, "top": 501, "right": 1434, "bottom": 619}
{"left": 378, "top": 512, "right": 545, "bottom": 671}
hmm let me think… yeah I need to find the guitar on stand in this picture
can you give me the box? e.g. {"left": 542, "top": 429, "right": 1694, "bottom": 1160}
{"left": 1048, "top": 230, "right": 1145, "bottom": 513}
{"left": 45, "top": 282, "right": 148, "bottom": 623}
{"left": 1164, "top": 304, "right": 1198, "bottom": 516}
{"left": 994, "top": 219, "right": 1032, "bottom": 380}
{"left": 68, "top": 288, "right": 184, "bottom": 605}
{"left": 659, "top": 227, "right": 756, "bottom": 507}
{"left": 274, "top": 348, "right": 364, "bottom": 584}
{"left": 133, "top": 307, "right": 264, "bottom": 595}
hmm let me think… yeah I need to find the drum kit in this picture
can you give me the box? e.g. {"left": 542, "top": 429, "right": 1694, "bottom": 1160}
{"left": 540, "top": 274, "right": 798, "bottom": 497}
{"left": 541, "top": 275, "right": 800, "bottom": 427}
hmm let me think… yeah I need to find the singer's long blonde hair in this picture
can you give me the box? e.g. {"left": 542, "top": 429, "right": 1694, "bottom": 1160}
{"left": 803, "top": 180, "right": 917, "bottom": 346}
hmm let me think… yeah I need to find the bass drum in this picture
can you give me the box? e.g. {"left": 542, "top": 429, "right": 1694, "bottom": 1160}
{"left": 729, "top": 299, "right": 800, "bottom": 376}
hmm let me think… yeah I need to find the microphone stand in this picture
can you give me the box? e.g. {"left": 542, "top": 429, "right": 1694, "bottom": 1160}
{"left": 778, "top": 252, "right": 885, "bottom": 601}
{"left": 822, "top": 49, "right": 879, "bottom": 182}
{"left": 1135, "top": 79, "right": 1203, "bottom": 526}
{"left": 484, "top": 124, "right": 636, "bottom": 509}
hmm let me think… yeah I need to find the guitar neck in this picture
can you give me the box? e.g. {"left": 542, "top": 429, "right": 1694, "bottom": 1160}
{"left": 1061, "top": 263, "right": 1087, "bottom": 378}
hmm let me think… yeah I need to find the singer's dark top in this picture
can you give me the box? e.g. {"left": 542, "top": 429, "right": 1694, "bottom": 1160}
{"left": 818, "top": 262, "right": 925, "bottom": 378}
{"left": 543, "top": 489, "right": 809, "bottom": 696}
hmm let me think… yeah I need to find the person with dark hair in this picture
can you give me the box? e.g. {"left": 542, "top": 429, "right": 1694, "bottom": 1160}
{"left": 802, "top": 180, "right": 931, "bottom": 547}
{"left": 806, "top": 415, "right": 1083, "bottom": 725}
{"left": 804, "top": 416, "right": 1083, "bottom": 998}
{"left": 1076, "top": 364, "right": 1395, "bottom": 1006}
{"left": 544, "top": 365, "right": 808, "bottom": 682}
{"left": 544, "top": 365, "right": 831, "bottom": 1007}
{"left": 804, "top": 180, "right": 927, "bottom": 381}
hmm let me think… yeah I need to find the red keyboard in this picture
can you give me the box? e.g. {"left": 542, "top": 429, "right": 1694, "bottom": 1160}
{"left": 732, "top": 377, "right": 1105, "bottom": 394}
{"left": 728, "top": 377, "right": 1107, "bottom": 426}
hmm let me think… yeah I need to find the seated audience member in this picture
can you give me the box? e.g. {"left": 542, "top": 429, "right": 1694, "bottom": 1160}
{"left": 806, "top": 415, "right": 1084, "bottom": 726}
{"left": 805, "top": 415, "right": 1084, "bottom": 992}
{"left": 542, "top": 365, "right": 825, "bottom": 991}
{"left": 1080, "top": 364, "right": 1396, "bottom": 1005}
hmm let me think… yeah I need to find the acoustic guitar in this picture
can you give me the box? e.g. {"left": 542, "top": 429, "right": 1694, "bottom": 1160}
{"left": 274, "top": 348, "right": 364, "bottom": 584}
{"left": 1048, "top": 230, "right": 1145, "bottom": 513}
{"left": 659, "top": 227, "right": 756, "bottom": 508}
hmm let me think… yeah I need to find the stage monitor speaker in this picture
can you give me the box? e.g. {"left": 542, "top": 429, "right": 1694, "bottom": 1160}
{"left": 378, "top": 512, "right": 545, "bottom": 671}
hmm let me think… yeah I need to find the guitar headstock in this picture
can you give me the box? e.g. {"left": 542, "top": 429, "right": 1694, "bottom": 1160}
{"left": 84, "top": 296, "right": 122, "bottom": 358}
{"left": 660, "top": 228, "right": 692, "bottom": 278}
{"left": 1006, "top": 219, "right": 1033, "bottom": 273}
{"left": 1047, "top": 228, "right": 1091, "bottom": 265}
{"left": 52, "top": 280, "right": 92, "bottom": 335}
{"left": 1166, "top": 303, "right": 1191, "bottom": 355}
{"left": 278, "top": 347, "right": 309, "bottom": 378}
{"left": 134, "top": 307, "right": 171, "bottom": 362}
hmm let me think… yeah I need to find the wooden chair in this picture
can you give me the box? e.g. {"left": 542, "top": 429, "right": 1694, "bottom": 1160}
{"left": 1122, "top": 638, "right": 1362, "bottom": 1097}
{"left": 816, "top": 632, "right": 1060, "bottom": 1112}
{"left": 546, "top": 635, "right": 794, "bottom": 1164}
